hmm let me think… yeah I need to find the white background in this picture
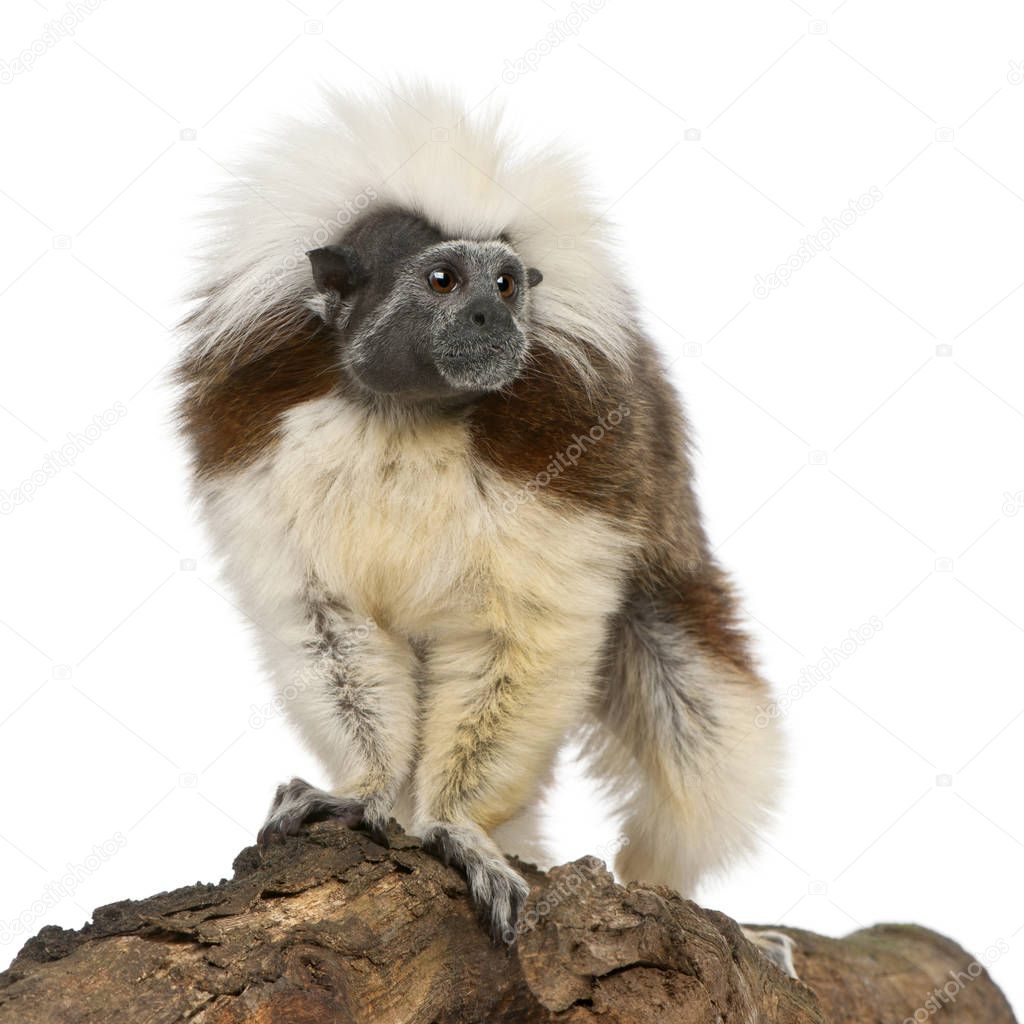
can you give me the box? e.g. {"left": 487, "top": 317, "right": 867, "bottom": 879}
{"left": 1, "top": 0, "right": 1022, "bottom": 1010}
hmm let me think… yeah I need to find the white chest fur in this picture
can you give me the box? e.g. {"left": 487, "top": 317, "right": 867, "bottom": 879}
{"left": 199, "top": 395, "right": 633, "bottom": 643}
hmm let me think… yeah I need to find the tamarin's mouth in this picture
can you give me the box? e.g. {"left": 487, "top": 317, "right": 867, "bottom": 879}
{"left": 434, "top": 346, "right": 525, "bottom": 392}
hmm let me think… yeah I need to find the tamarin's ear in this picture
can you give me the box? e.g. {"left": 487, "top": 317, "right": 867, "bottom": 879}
{"left": 307, "top": 245, "right": 368, "bottom": 298}
{"left": 526, "top": 267, "right": 543, "bottom": 288}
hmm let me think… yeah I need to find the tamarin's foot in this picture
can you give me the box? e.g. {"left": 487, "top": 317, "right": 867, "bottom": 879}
{"left": 741, "top": 927, "right": 799, "bottom": 979}
{"left": 257, "top": 777, "right": 390, "bottom": 849}
{"left": 420, "top": 822, "right": 530, "bottom": 944}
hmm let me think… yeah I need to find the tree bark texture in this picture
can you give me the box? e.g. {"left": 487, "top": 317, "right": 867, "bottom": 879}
{"left": 0, "top": 821, "right": 1015, "bottom": 1023}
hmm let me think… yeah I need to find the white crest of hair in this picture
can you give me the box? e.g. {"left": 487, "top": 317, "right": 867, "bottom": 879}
{"left": 183, "top": 79, "right": 637, "bottom": 384}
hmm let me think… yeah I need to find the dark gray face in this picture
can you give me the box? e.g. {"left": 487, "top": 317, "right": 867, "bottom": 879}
{"left": 306, "top": 209, "right": 542, "bottom": 403}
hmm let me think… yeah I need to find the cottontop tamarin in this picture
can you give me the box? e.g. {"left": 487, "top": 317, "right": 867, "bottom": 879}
{"left": 176, "top": 83, "right": 786, "bottom": 968}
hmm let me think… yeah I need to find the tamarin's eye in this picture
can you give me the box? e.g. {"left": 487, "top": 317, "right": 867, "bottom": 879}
{"left": 428, "top": 268, "right": 458, "bottom": 293}
{"left": 496, "top": 274, "right": 516, "bottom": 299}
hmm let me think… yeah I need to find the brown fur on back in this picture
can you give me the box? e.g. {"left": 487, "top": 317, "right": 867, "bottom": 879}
{"left": 468, "top": 342, "right": 643, "bottom": 520}
{"left": 176, "top": 312, "right": 338, "bottom": 479}
{"left": 469, "top": 332, "right": 755, "bottom": 674}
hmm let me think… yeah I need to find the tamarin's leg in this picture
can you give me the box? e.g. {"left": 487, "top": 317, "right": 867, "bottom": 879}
{"left": 584, "top": 586, "right": 783, "bottom": 902}
{"left": 489, "top": 772, "right": 557, "bottom": 869}
{"left": 412, "top": 617, "right": 607, "bottom": 941}
{"left": 259, "top": 590, "right": 418, "bottom": 847}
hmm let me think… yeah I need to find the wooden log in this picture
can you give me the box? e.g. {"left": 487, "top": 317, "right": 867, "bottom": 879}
{"left": 0, "top": 822, "right": 1015, "bottom": 1023}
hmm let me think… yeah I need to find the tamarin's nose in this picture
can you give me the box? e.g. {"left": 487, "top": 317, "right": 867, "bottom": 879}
{"left": 466, "top": 300, "right": 502, "bottom": 328}
{"left": 466, "top": 301, "right": 490, "bottom": 327}
{"left": 467, "top": 301, "right": 510, "bottom": 330}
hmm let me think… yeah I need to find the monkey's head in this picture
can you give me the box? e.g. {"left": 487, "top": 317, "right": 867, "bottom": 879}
{"left": 307, "top": 208, "right": 542, "bottom": 404}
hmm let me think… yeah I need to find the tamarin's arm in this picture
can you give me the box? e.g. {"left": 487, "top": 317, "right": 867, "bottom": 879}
{"left": 258, "top": 589, "right": 419, "bottom": 846}
{"left": 411, "top": 606, "right": 612, "bottom": 939}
